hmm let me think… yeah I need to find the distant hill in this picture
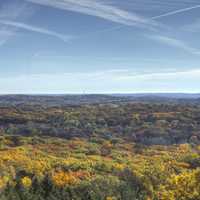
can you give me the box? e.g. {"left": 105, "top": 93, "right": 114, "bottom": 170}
{"left": 112, "top": 93, "right": 200, "bottom": 99}
{"left": 0, "top": 94, "right": 128, "bottom": 107}
{"left": 0, "top": 93, "right": 199, "bottom": 106}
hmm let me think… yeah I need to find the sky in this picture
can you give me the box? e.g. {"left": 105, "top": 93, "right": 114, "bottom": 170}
{"left": 0, "top": 0, "right": 200, "bottom": 94}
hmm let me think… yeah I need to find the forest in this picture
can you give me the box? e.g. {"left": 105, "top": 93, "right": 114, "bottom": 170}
{"left": 0, "top": 95, "right": 200, "bottom": 200}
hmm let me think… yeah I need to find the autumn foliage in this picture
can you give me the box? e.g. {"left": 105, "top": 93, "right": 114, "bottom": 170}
{"left": 0, "top": 102, "right": 200, "bottom": 199}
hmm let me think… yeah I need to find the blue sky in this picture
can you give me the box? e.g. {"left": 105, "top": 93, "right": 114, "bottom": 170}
{"left": 0, "top": 0, "right": 200, "bottom": 94}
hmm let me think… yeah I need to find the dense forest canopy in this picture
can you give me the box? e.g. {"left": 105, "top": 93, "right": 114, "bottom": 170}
{"left": 0, "top": 95, "right": 200, "bottom": 200}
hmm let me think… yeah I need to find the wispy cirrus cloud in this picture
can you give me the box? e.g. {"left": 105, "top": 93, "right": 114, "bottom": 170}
{"left": 0, "top": 1, "right": 29, "bottom": 20}
{"left": 116, "top": 68, "right": 200, "bottom": 81}
{"left": 0, "top": 1, "right": 73, "bottom": 45}
{"left": 24, "top": 0, "right": 159, "bottom": 30}
{"left": 183, "top": 18, "right": 200, "bottom": 32}
{"left": 1, "top": 68, "right": 200, "bottom": 94}
{"left": 0, "top": 2, "right": 27, "bottom": 46}
{"left": 110, "top": 0, "right": 200, "bottom": 12}
{"left": 0, "top": 20, "right": 73, "bottom": 42}
{"left": 152, "top": 4, "right": 200, "bottom": 20}
{"left": 147, "top": 35, "right": 200, "bottom": 55}
{"left": 0, "top": 28, "right": 15, "bottom": 46}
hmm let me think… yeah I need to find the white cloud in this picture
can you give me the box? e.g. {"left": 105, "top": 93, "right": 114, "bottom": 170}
{"left": 0, "top": 68, "right": 200, "bottom": 94}
{"left": 0, "top": 2, "right": 28, "bottom": 19}
{"left": 116, "top": 69, "right": 200, "bottom": 81}
{"left": 0, "top": 1, "right": 73, "bottom": 45}
{"left": 0, "top": 2, "right": 26, "bottom": 46}
{"left": 152, "top": 4, "right": 200, "bottom": 20}
{"left": 147, "top": 35, "right": 200, "bottom": 55}
{"left": 183, "top": 19, "right": 200, "bottom": 32}
{"left": 25, "top": 0, "right": 158, "bottom": 29}
{"left": 0, "top": 28, "right": 16, "bottom": 46}
{"left": 0, "top": 20, "right": 73, "bottom": 42}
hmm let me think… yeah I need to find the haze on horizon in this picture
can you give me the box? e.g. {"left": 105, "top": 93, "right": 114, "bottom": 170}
{"left": 0, "top": 0, "right": 200, "bottom": 94}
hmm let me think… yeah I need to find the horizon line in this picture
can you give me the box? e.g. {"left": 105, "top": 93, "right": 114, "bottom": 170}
{"left": 0, "top": 92, "right": 200, "bottom": 95}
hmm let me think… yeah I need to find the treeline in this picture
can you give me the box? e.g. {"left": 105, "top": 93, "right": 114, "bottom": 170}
{"left": 0, "top": 103, "right": 200, "bottom": 145}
